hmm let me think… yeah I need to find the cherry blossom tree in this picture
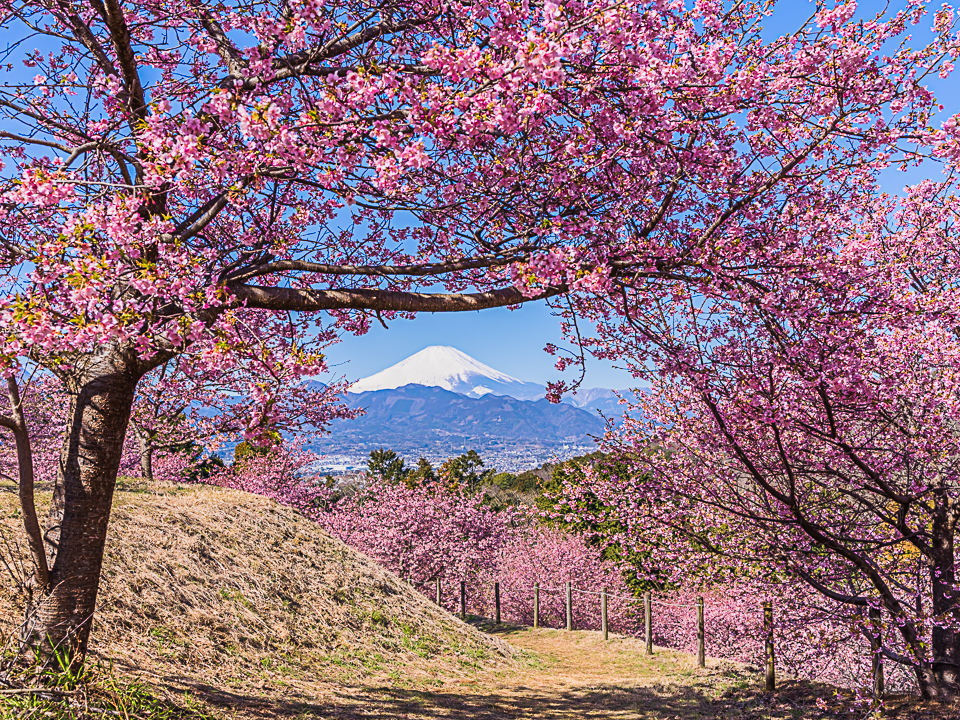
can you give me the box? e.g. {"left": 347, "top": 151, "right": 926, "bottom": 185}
{"left": 0, "top": 0, "right": 953, "bottom": 662}
{"left": 0, "top": 371, "right": 67, "bottom": 593}
{"left": 554, "top": 180, "right": 960, "bottom": 698}
{"left": 204, "top": 440, "right": 331, "bottom": 514}
{"left": 130, "top": 316, "right": 355, "bottom": 481}
{"left": 316, "top": 478, "right": 512, "bottom": 610}
{"left": 494, "top": 524, "right": 633, "bottom": 631}
{"left": 129, "top": 361, "right": 208, "bottom": 481}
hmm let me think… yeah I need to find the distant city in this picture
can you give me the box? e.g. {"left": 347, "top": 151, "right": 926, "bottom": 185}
{"left": 311, "top": 444, "right": 599, "bottom": 475}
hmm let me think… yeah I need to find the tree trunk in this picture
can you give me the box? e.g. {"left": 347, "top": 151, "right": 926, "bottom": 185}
{"left": 926, "top": 498, "right": 960, "bottom": 701}
{"left": 34, "top": 348, "right": 141, "bottom": 662}
{"left": 135, "top": 427, "right": 154, "bottom": 481}
{"left": 0, "top": 378, "right": 50, "bottom": 592}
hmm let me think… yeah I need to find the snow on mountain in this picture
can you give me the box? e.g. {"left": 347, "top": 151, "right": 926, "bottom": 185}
{"left": 349, "top": 346, "right": 545, "bottom": 400}
{"left": 561, "top": 387, "right": 625, "bottom": 416}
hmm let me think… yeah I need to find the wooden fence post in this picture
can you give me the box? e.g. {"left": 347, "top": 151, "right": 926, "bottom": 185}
{"left": 644, "top": 591, "right": 653, "bottom": 655}
{"left": 764, "top": 600, "right": 775, "bottom": 691}
{"left": 696, "top": 596, "right": 705, "bottom": 668}
{"left": 495, "top": 582, "right": 501, "bottom": 625}
{"left": 533, "top": 584, "right": 540, "bottom": 628}
{"left": 566, "top": 581, "right": 573, "bottom": 631}
{"left": 870, "top": 606, "right": 884, "bottom": 699}
{"left": 460, "top": 581, "right": 466, "bottom": 621}
{"left": 601, "top": 587, "right": 608, "bottom": 641}
{"left": 435, "top": 578, "right": 441, "bottom": 606}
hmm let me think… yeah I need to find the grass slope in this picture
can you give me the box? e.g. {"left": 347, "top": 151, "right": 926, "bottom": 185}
{"left": 0, "top": 481, "right": 512, "bottom": 705}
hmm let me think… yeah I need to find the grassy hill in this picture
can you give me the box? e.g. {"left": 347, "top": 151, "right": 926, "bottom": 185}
{"left": 0, "top": 480, "right": 513, "bottom": 714}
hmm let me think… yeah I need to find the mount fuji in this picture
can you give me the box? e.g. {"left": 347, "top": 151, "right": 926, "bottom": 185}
{"left": 350, "top": 345, "right": 546, "bottom": 400}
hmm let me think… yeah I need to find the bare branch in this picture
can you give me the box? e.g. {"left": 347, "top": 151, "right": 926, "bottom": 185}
{"left": 229, "top": 284, "right": 564, "bottom": 313}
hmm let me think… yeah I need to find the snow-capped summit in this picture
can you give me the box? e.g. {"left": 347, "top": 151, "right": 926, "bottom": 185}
{"left": 349, "top": 346, "right": 545, "bottom": 400}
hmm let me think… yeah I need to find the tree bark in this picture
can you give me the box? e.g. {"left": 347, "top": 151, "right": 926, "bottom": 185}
{"left": 0, "top": 378, "right": 50, "bottom": 592}
{"left": 134, "top": 426, "right": 154, "bottom": 481}
{"left": 926, "top": 494, "right": 960, "bottom": 700}
{"left": 35, "top": 347, "right": 141, "bottom": 661}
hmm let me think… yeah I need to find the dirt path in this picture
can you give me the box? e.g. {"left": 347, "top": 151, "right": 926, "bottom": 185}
{"left": 192, "top": 628, "right": 846, "bottom": 719}
{"left": 400, "top": 628, "right": 793, "bottom": 720}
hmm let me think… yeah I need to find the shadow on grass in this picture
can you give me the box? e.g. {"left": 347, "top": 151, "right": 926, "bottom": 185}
{"left": 159, "top": 662, "right": 960, "bottom": 720}
{"left": 141, "top": 624, "right": 958, "bottom": 720}
{"left": 164, "top": 676, "right": 834, "bottom": 720}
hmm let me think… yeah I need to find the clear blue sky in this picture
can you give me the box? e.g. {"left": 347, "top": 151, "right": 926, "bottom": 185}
{"left": 323, "top": 301, "right": 637, "bottom": 388}
{"left": 325, "top": 1, "right": 959, "bottom": 390}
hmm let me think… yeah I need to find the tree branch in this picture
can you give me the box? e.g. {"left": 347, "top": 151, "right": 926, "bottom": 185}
{"left": 225, "top": 17, "right": 436, "bottom": 89}
{"left": 229, "top": 284, "right": 563, "bottom": 313}
{"left": 227, "top": 254, "right": 525, "bottom": 283}
{"left": 790, "top": 564, "right": 868, "bottom": 606}
{"left": 197, "top": 7, "right": 246, "bottom": 77}
{"left": 2, "top": 378, "right": 49, "bottom": 590}
{"left": 100, "top": 0, "right": 146, "bottom": 119}
{"left": 53, "top": 0, "right": 118, "bottom": 77}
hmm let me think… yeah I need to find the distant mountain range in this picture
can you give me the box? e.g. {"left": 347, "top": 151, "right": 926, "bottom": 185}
{"left": 312, "top": 346, "right": 627, "bottom": 472}
{"left": 326, "top": 382, "right": 604, "bottom": 442}
{"left": 561, "top": 386, "right": 625, "bottom": 416}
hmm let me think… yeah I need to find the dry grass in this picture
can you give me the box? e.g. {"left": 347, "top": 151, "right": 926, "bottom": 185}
{"left": 0, "top": 480, "right": 513, "bottom": 699}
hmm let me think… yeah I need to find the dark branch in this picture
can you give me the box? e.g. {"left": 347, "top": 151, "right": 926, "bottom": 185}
{"left": 229, "top": 284, "right": 563, "bottom": 313}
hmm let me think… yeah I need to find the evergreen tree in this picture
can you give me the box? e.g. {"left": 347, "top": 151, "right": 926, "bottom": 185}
{"left": 367, "top": 448, "right": 408, "bottom": 484}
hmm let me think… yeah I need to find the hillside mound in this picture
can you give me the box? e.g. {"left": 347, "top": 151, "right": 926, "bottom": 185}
{"left": 0, "top": 481, "right": 514, "bottom": 698}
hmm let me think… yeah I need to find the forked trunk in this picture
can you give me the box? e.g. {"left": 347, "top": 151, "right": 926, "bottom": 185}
{"left": 32, "top": 349, "right": 141, "bottom": 661}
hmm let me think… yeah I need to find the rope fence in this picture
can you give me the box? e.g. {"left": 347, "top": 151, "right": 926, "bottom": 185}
{"left": 410, "top": 577, "right": 886, "bottom": 699}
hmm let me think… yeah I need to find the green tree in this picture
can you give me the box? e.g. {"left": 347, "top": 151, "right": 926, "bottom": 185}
{"left": 538, "top": 453, "right": 663, "bottom": 593}
{"left": 491, "top": 470, "right": 541, "bottom": 494}
{"left": 367, "top": 448, "right": 409, "bottom": 484}
{"left": 404, "top": 457, "right": 437, "bottom": 488}
{"left": 439, "top": 450, "right": 494, "bottom": 492}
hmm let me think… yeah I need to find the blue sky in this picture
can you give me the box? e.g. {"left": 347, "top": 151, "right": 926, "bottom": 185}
{"left": 324, "top": 301, "right": 636, "bottom": 388}
{"left": 326, "top": 1, "right": 960, "bottom": 390}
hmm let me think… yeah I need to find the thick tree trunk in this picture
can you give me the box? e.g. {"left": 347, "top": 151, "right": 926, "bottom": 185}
{"left": 926, "top": 500, "right": 960, "bottom": 701}
{"left": 35, "top": 348, "right": 141, "bottom": 661}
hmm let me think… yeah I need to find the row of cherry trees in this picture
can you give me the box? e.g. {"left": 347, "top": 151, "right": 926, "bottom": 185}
{"left": 551, "top": 170, "right": 960, "bottom": 697}
{"left": 211, "top": 449, "right": 913, "bottom": 691}
{"left": 207, "top": 454, "right": 638, "bottom": 632}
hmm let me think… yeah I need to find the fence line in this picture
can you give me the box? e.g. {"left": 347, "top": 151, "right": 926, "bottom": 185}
{"left": 408, "top": 575, "right": 886, "bottom": 700}
{"left": 424, "top": 579, "right": 777, "bottom": 691}
{"left": 528, "top": 584, "right": 697, "bottom": 606}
